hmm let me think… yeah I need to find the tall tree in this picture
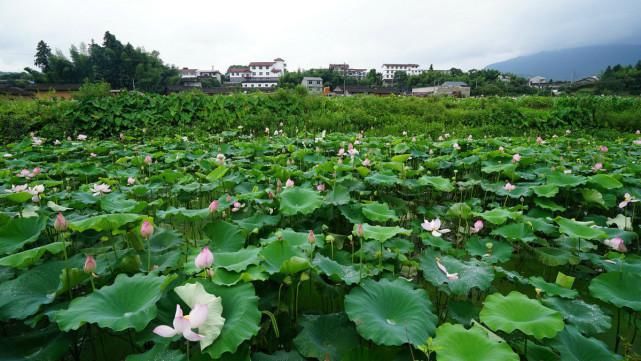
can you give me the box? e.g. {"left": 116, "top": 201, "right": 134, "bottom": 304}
{"left": 34, "top": 40, "right": 52, "bottom": 72}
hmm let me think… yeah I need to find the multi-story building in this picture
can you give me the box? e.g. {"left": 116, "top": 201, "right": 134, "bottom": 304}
{"left": 381, "top": 63, "right": 424, "bottom": 81}
{"left": 329, "top": 64, "right": 368, "bottom": 80}
{"left": 301, "top": 77, "right": 323, "bottom": 94}
{"left": 223, "top": 58, "right": 286, "bottom": 88}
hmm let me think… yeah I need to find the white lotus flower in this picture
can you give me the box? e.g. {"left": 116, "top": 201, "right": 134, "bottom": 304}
{"left": 421, "top": 218, "right": 450, "bottom": 237}
{"left": 90, "top": 183, "right": 112, "bottom": 196}
{"left": 153, "top": 304, "right": 208, "bottom": 341}
{"left": 436, "top": 257, "right": 459, "bottom": 280}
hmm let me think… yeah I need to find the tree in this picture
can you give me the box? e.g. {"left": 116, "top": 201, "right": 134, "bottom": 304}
{"left": 34, "top": 40, "right": 52, "bottom": 72}
{"left": 393, "top": 71, "right": 409, "bottom": 92}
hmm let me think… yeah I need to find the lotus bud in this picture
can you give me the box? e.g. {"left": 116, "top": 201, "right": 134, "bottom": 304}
{"left": 300, "top": 272, "right": 310, "bottom": 282}
{"left": 54, "top": 212, "right": 68, "bottom": 232}
{"left": 357, "top": 224, "right": 364, "bottom": 237}
{"left": 285, "top": 178, "right": 294, "bottom": 188}
{"left": 208, "top": 200, "right": 219, "bottom": 213}
{"left": 144, "top": 155, "right": 152, "bottom": 165}
{"left": 307, "top": 230, "right": 316, "bottom": 245}
{"left": 127, "top": 177, "right": 136, "bottom": 185}
{"left": 84, "top": 255, "right": 97, "bottom": 274}
{"left": 140, "top": 221, "right": 154, "bottom": 239}
{"left": 194, "top": 247, "right": 214, "bottom": 269}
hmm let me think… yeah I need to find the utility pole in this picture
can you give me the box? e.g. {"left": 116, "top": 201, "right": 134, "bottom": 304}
{"left": 343, "top": 62, "right": 347, "bottom": 96}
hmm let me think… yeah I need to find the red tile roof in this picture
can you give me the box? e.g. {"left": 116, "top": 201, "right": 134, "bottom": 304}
{"left": 227, "top": 66, "right": 250, "bottom": 73}
{"left": 249, "top": 62, "right": 276, "bottom": 67}
{"left": 383, "top": 64, "right": 419, "bottom": 67}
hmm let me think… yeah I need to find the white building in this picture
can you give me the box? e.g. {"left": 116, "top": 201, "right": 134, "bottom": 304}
{"left": 226, "top": 66, "right": 251, "bottom": 83}
{"left": 381, "top": 64, "right": 424, "bottom": 81}
{"left": 225, "top": 58, "right": 286, "bottom": 88}
{"left": 198, "top": 68, "right": 222, "bottom": 84}
{"left": 301, "top": 77, "right": 323, "bottom": 93}
{"left": 329, "top": 64, "right": 369, "bottom": 80}
{"left": 529, "top": 76, "right": 547, "bottom": 87}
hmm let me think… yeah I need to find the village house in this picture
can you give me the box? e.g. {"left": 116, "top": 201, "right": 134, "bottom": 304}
{"left": 329, "top": 64, "right": 368, "bottom": 80}
{"left": 301, "top": 77, "right": 323, "bottom": 93}
{"left": 381, "top": 63, "right": 425, "bottom": 81}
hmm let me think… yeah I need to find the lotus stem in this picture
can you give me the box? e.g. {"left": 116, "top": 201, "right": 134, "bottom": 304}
{"left": 147, "top": 238, "right": 151, "bottom": 272}
{"left": 615, "top": 308, "right": 621, "bottom": 353}
{"left": 261, "top": 310, "right": 280, "bottom": 338}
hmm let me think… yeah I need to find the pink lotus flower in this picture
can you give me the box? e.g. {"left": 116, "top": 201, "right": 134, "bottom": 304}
{"left": 599, "top": 145, "right": 608, "bottom": 152}
{"left": 308, "top": 230, "right": 316, "bottom": 245}
{"left": 347, "top": 143, "right": 358, "bottom": 156}
{"left": 32, "top": 167, "right": 41, "bottom": 176}
{"left": 140, "top": 221, "right": 154, "bottom": 239}
{"left": 421, "top": 218, "right": 451, "bottom": 237}
{"left": 498, "top": 146, "right": 505, "bottom": 152}
{"left": 208, "top": 200, "right": 219, "bottom": 213}
{"left": 619, "top": 193, "right": 639, "bottom": 208}
{"left": 536, "top": 136, "right": 544, "bottom": 144}
{"left": 604, "top": 237, "right": 627, "bottom": 252}
{"left": 216, "top": 153, "right": 226, "bottom": 165}
{"left": 337, "top": 148, "right": 345, "bottom": 157}
{"left": 7, "top": 184, "right": 28, "bottom": 193}
{"left": 153, "top": 304, "right": 208, "bottom": 341}
{"left": 226, "top": 194, "right": 232, "bottom": 202}
{"left": 18, "top": 169, "right": 32, "bottom": 178}
{"left": 362, "top": 158, "right": 371, "bottom": 167}
{"left": 90, "top": 183, "right": 111, "bottom": 196}
{"left": 635, "top": 139, "right": 641, "bottom": 145}
{"left": 90, "top": 152, "right": 97, "bottom": 158}
{"left": 83, "top": 255, "right": 97, "bottom": 273}
{"left": 194, "top": 247, "right": 214, "bottom": 269}
{"left": 28, "top": 184, "right": 45, "bottom": 202}
{"left": 436, "top": 257, "right": 459, "bottom": 280}
{"left": 357, "top": 224, "right": 364, "bottom": 237}
{"left": 144, "top": 155, "right": 152, "bottom": 165}
{"left": 592, "top": 163, "right": 603, "bottom": 172}
{"left": 316, "top": 183, "right": 326, "bottom": 192}
{"left": 127, "top": 177, "right": 136, "bottom": 185}
{"left": 285, "top": 179, "right": 295, "bottom": 188}
{"left": 54, "top": 212, "right": 68, "bottom": 232}
{"left": 77, "top": 134, "right": 88, "bottom": 141}
{"left": 504, "top": 182, "right": 516, "bottom": 192}
{"left": 453, "top": 143, "right": 461, "bottom": 150}
{"left": 470, "top": 220, "right": 484, "bottom": 234}
{"left": 512, "top": 154, "right": 521, "bottom": 163}
{"left": 231, "top": 201, "right": 244, "bottom": 212}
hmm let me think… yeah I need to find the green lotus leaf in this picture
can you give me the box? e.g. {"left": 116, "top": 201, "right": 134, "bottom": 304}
{"left": 465, "top": 237, "right": 513, "bottom": 263}
{"left": 535, "top": 247, "right": 579, "bottom": 267}
{"left": 252, "top": 350, "right": 304, "bottom": 361}
{"left": 203, "top": 220, "right": 246, "bottom": 252}
{"left": 215, "top": 247, "right": 261, "bottom": 272}
{"left": 279, "top": 187, "right": 324, "bottom": 216}
{"left": 529, "top": 277, "right": 578, "bottom": 298}
{"left": 417, "top": 175, "right": 454, "bottom": 192}
{"left": 532, "top": 184, "right": 559, "bottom": 198}
{"left": 174, "top": 282, "right": 225, "bottom": 350}
{"left": 0, "top": 325, "right": 71, "bottom": 361}
{"left": 0, "top": 216, "right": 47, "bottom": 255}
{"left": 260, "top": 237, "right": 308, "bottom": 275}
{"left": 535, "top": 198, "right": 566, "bottom": 212}
{"left": 546, "top": 173, "right": 586, "bottom": 188}
{"left": 353, "top": 223, "right": 411, "bottom": 243}
{"left": 589, "top": 272, "right": 641, "bottom": 311}
{"left": 555, "top": 217, "right": 607, "bottom": 240}
{"left": 69, "top": 213, "right": 144, "bottom": 233}
{"left": 447, "top": 203, "right": 472, "bottom": 219}
{"left": 0, "top": 241, "right": 69, "bottom": 268}
{"left": 364, "top": 172, "right": 400, "bottom": 186}
{"left": 588, "top": 174, "right": 623, "bottom": 190}
{"left": 361, "top": 202, "right": 399, "bottom": 222}
{"left": 474, "top": 208, "right": 519, "bottom": 225}
{"left": 542, "top": 297, "right": 611, "bottom": 335}
{"left": 125, "top": 343, "right": 186, "bottom": 361}
{"left": 206, "top": 165, "right": 229, "bottom": 182}
{"left": 54, "top": 273, "right": 173, "bottom": 331}
{"left": 233, "top": 214, "right": 280, "bottom": 231}
{"left": 312, "top": 254, "right": 360, "bottom": 285}
{"left": 581, "top": 188, "right": 605, "bottom": 207}
{"left": 599, "top": 255, "right": 641, "bottom": 273}
{"left": 293, "top": 313, "right": 359, "bottom": 360}
{"left": 157, "top": 207, "right": 210, "bottom": 221}
{"left": 344, "top": 278, "right": 437, "bottom": 346}
{"left": 0, "top": 191, "right": 33, "bottom": 203}
{"left": 480, "top": 291, "right": 564, "bottom": 339}
{"left": 0, "top": 260, "right": 65, "bottom": 320}
{"left": 324, "top": 185, "right": 351, "bottom": 205}
{"left": 491, "top": 222, "right": 536, "bottom": 243}
{"left": 100, "top": 192, "right": 146, "bottom": 213}
{"left": 433, "top": 323, "right": 519, "bottom": 361}
{"left": 199, "top": 282, "right": 261, "bottom": 359}
{"left": 419, "top": 252, "right": 494, "bottom": 295}
{"left": 551, "top": 326, "right": 622, "bottom": 361}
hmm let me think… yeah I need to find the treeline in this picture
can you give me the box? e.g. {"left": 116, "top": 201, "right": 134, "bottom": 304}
{"left": 592, "top": 61, "right": 641, "bottom": 95}
{"left": 2, "top": 90, "right": 641, "bottom": 143}
{"left": 278, "top": 67, "right": 538, "bottom": 96}
{"left": 24, "top": 32, "right": 179, "bottom": 92}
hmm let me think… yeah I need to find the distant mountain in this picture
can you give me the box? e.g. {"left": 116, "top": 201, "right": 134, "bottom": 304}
{"left": 486, "top": 45, "right": 641, "bottom": 81}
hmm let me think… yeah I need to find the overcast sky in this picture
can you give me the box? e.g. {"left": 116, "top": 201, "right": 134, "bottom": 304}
{"left": 1, "top": 0, "right": 640, "bottom": 72}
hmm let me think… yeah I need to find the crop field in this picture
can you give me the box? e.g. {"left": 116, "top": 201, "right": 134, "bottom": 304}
{"left": 1, "top": 129, "right": 641, "bottom": 360}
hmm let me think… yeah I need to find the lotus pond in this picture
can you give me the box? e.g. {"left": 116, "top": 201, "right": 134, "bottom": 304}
{"left": 1, "top": 131, "right": 641, "bottom": 361}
